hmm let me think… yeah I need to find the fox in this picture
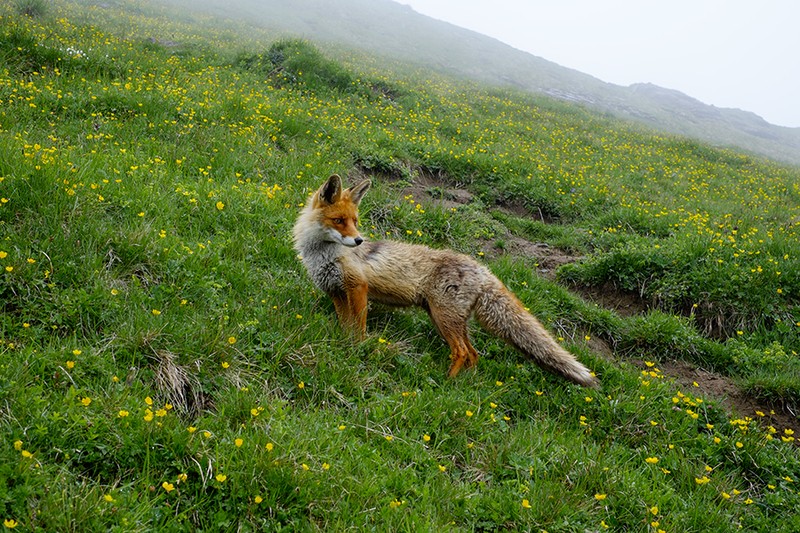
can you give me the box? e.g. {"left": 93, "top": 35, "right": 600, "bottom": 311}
{"left": 292, "top": 174, "right": 598, "bottom": 388}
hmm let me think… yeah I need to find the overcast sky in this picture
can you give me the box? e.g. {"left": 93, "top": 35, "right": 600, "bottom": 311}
{"left": 400, "top": 1, "right": 800, "bottom": 128}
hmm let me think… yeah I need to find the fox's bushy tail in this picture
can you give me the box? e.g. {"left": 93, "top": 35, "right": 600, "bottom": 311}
{"left": 475, "top": 282, "right": 598, "bottom": 388}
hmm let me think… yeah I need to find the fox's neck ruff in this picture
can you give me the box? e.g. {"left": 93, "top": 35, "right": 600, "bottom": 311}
{"left": 293, "top": 209, "right": 347, "bottom": 295}
{"left": 296, "top": 232, "right": 342, "bottom": 267}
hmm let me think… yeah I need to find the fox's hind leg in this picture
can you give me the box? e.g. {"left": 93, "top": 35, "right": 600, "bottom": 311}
{"left": 427, "top": 303, "right": 480, "bottom": 377}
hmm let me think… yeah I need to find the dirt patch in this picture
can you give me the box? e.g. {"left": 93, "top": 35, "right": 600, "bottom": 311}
{"left": 495, "top": 199, "right": 560, "bottom": 225}
{"left": 574, "top": 282, "right": 649, "bottom": 317}
{"left": 401, "top": 169, "right": 473, "bottom": 210}
{"left": 586, "top": 336, "right": 616, "bottom": 360}
{"left": 408, "top": 183, "right": 473, "bottom": 210}
{"left": 480, "top": 235, "right": 580, "bottom": 279}
{"left": 656, "top": 360, "right": 799, "bottom": 441}
{"left": 146, "top": 37, "right": 182, "bottom": 49}
{"left": 353, "top": 163, "right": 472, "bottom": 210}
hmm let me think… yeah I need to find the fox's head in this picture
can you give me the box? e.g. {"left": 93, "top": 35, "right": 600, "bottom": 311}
{"left": 312, "top": 174, "right": 371, "bottom": 247}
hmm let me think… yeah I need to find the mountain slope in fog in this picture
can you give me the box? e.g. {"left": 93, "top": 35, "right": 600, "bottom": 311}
{"left": 163, "top": 0, "right": 800, "bottom": 166}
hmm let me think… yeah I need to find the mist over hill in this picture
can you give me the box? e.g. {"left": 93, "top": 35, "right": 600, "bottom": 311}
{"left": 159, "top": 0, "right": 800, "bottom": 167}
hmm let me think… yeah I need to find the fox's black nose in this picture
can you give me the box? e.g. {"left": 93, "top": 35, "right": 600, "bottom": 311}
{"left": 354, "top": 237, "right": 363, "bottom": 246}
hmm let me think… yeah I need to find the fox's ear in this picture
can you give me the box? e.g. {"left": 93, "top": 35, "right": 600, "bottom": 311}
{"left": 348, "top": 179, "right": 371, "bottom": 206}
{"left": 319, "top": 174, "right": 342, "bottom": 205}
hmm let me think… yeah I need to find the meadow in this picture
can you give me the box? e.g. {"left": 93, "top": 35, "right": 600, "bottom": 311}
{"left": 1, "top": 0, "right": 799, "bottom": 530}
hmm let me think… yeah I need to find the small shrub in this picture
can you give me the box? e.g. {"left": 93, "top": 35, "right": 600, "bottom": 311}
{"left": 15, "top": 0, "right": 48, "bottom": 18}
{"left": 619, "top": 310, "right": 701, "bottom": 360}
{"left": 352, "top": 149, "right": 399, "bottom": 176}
{"left": 265, "top": 38, "right": 355, "bottom": 93}
{"left": 558, "top": 236, "right": 672, "bottom": 293}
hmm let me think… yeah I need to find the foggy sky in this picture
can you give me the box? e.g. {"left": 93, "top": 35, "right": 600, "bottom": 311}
{"left": 401, "top": 0, "right": 800, "bottom": 128}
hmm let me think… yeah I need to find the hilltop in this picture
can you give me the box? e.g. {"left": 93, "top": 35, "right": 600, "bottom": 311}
{"left": 1, "top": 0, "right": 799, "bottom": 530}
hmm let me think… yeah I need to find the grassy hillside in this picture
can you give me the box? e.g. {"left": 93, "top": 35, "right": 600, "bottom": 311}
{"left": 1, "top": 1, "right": 799, "bottom": 531}
{"left": 153, "top": 0, "right": 800, "bottom": 167}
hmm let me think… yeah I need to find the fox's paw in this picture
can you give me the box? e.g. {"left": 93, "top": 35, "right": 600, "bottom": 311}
{"left": 447, "top": 361, "right": 463, "bottom": 378}
{"left": 447, "top": 353, "right": 477, "bottom": 378}
{"left": 447, "top": 355, "right": 466, "bottom": 378}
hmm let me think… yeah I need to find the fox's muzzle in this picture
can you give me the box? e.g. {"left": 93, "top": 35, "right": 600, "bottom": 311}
{"left": 341, "top": 235, "right": 363, "bottom": 247}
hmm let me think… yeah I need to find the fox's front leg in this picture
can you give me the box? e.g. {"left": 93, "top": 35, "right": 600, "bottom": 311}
{"left": 348, "top": 282, "right": 368, "bottom": 337}
{"left": 332, "top": 295, "right": 352, "bottom": 328}
{"left": 332, "top": 282, "right": 368, "bottom": 337}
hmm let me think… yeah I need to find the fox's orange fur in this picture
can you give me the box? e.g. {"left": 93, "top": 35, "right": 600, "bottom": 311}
{"left": 293, "top": 174, "right": 598, "bottom": 387}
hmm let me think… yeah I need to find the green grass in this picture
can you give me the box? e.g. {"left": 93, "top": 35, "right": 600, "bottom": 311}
{"left": 1, "top": 1, "right": 799, "bottom": 530}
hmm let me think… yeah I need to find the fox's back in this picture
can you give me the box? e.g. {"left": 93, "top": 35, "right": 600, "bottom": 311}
{"left": 347, "top": 240, "right": 492, "bottom": 307}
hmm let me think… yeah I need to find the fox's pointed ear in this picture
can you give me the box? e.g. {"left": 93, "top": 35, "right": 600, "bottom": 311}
{"left": 348, "top": 179, "right": 371, "bottom": 206}
{"left": 319, "top": 174, "right": 342, "bottom": 205}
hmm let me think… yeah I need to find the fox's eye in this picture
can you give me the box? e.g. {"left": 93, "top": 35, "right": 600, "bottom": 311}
{"left": 332, "top": 218, "right": 344, "bottom": 225}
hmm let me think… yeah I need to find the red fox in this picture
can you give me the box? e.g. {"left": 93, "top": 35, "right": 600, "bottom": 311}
{"left": 293, "top": 174, "right": 598, "bottom": 387}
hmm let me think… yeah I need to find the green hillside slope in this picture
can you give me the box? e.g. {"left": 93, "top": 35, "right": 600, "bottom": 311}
{"left": 152, "top": 0, "right": 800, "bottom": 167}
{"left": 1, "top": 1, "right": 799, "bottom": 531}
